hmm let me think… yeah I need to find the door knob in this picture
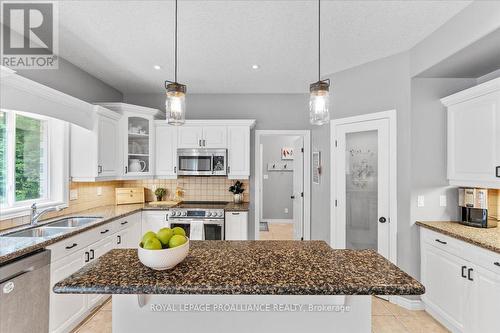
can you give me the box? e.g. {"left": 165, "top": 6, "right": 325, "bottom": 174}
{"left": 378, "top": 217, "right": 387, "bottom": 223}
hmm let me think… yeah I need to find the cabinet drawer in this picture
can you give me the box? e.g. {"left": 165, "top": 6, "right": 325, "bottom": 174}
{"left": 421, "top": 228, "right": 462, "bottom": 257}
{"left": 115, "top": 187, "right": 145, "bottom": 205}
{"left": 114, "top": 213, "right": 140, "bottom": 232}
{"left": 86, "top": 223, "right": 116, "bottom": 241}
{"left": 468, "top": 243, "right": 500, "bottom": 275}
{"left": 47, "top": 232, "right": 93, "bottom": 262}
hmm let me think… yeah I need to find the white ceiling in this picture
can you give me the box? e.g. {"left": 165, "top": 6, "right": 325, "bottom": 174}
{"left": 55, "top": 0, "right": 471, "bottom": 94}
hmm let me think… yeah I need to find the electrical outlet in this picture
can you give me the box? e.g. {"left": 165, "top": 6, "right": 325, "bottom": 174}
{"left": 284, "top": 208, "right": 289, "bottom": 214}
{"left": 439, "top": 195, "right": 447, "bottom": 207}
{"left": 263, "top": 174, "right": 269, "bottom": 180}
{"left": 97, "top": 187, "right": 102, "bottom": 196}
{"left": 417, "top": 195, "right": 425, "bottom": 207}
{"left": 70, "top": 189, "right": 78, "bottom": 201}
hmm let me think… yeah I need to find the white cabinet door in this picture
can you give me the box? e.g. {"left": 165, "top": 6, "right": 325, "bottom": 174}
{"left": 142, "top": 211, "right": 168, "bottom": 234}
{"left": 115, "top": 222, "right": 141, "bottom": 249}
{"left": 155, "top": 123, "right": 178, "bottom": 178}
{"left": 421, "top": 243, "right": 468, "bottom": 332}
{"left": 227, "top": 126, "right": 250, "bottom": 178}
{"left": 225, "top": 212, "right": 248, "bottom": 240}
{"left": 178, "top": 126, "right": 203, "bottom": 148}
{"left": 470, "top": 266, "right": 500, "bottom": 333}
{"left": 97, "top": 114, "right": 119, "bottom": 177}
{"left": 49, "top": 250, "right": 87, "bottom": 333}
{"left": 122, "top": 113, "right": 155, "bottom": 177}
{"left": 447, "top": 91, "right": 500, "bottom": 187}
{"left": 115, "top": 228, "right": 129, "bottom": 249}
{"left": 203, "top": 126, "right": 227, "bottom": 148}
{"left": 86, "top": 237, "right": 114, "bottom": 310}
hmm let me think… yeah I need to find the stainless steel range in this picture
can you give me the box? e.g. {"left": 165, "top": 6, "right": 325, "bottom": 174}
{"left": 167, "top": 202, "right": 225, "bottom": 240}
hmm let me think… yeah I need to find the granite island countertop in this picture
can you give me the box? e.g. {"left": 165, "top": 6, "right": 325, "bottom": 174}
{"left": 53, "top": 240, "right": 424, "bottom": 296}
{"left": 417, "top": 221, "right": 500, "bottom": 254}
{"left": 0, "top": 201, "right": 250, "bottom": 265}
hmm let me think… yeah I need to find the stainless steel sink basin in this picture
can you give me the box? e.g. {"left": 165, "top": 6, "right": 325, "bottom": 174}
{"left": 4, "top": 227, "right": 69, "bottom": 238}
{"left": 45, "top": 216, "right": 102, "bottom": 228}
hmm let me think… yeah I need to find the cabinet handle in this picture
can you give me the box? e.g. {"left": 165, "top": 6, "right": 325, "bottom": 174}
{"left": 85, "top": 251, "right": 90, "bottom": 263}
{"left": 120, "top": 221, "right": 128, "bottom": 225}
{"left": 496, "top": 166, "right": 500, "bottom": 178}
{"left": 232, "top": 212, "right": 240, "bottom": 215}
{"left": 117, "top": 235, "right": 121, "bottom": 245}
{"left": 199, "top": 139, "right": 202, "bottom": 147}
{"left": 65, "top": 243, "right": 78, "bottom": 250}
{"left": 227, "top": 166, "right": 230, "bottom": 174}
{"left": 203, "top": 139, "right": 206, "bottom": 146}
{"left": 100, "top": 229, "right": 109, "bottom": 234}
{"left": 89, "top": 249, "right": 95, "bottom": 260}
{"left": 461, "top": 265, "right": 467, "bottom": 278}
{"left": 494, "top": 262, "right": 500, "bottom": 267}
{"left": 467, "top": 268, "right": 473, "bottom": 281}
{"left": 174, "top": 166, "right": 177, "bottom": 173}
{"left": 98, "top": 165, "right": 102, "bottom": 174}
{"left": 435, "top": 239, "right": 447, "bottom": 245}
{"left": 125, "top": 166, "right": 128, "bottom": 174}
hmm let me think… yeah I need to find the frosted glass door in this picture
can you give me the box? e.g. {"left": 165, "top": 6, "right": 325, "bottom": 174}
{"left": 345, "top": 130, "right": 378, "bottom": 250}
{"left": 127, "top": 116, "right": 150, "bottom": 174}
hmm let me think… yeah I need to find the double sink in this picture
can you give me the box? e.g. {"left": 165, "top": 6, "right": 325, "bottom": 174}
{"left": 4, "top": 217, "right": 103, "bottom": 238}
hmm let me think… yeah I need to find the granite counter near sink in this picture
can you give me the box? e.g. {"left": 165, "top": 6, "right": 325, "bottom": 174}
{"left": 416, "top": 221, "right": 500, "bottom": 254}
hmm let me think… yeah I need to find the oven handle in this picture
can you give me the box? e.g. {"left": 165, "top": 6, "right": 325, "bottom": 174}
{"left": 169, "top": 219, "right": 223, "bottom": 224}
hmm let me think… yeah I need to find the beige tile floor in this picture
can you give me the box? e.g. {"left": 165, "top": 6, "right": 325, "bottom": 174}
{"left": 259, "top": 222, "right": 294, "bottom": 240}
{"left": 73, "top": 296, "right": 449, "bottom": 333}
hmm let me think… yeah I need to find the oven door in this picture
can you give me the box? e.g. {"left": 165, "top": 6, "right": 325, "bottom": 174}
{"left": 168, "top": 221, "right": 191, "bottom": 238}
{"left": 203, "top": 220, "right": 224, "bottom": 240}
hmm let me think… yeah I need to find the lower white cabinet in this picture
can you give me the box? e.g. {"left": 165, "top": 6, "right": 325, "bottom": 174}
{"left": 225, "top": 211, "right": 248, "bottom": 240}
{"left": 142, "top": 211, "right": 168, "bottom": 234}
{"left": 48, "top": 213, "right": 142, "bottom": 333}
{"left": 420, "top": 228, "right": 500, "bottom": 333}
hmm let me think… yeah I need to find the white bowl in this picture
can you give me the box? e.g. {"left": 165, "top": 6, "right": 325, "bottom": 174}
{"left": 138, "top": 239, "right": 189, "bottom": 270}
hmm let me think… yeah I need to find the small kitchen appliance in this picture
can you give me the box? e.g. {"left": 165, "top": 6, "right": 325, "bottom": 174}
{"left": 177, "top": 149, "right": 227, "bottom": 176}
{"left": 458, "top": 188, "right": 495, "bottom": 228}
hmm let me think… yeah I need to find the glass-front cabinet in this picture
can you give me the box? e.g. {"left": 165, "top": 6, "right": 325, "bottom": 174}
{"left": 123, "top": 114, "right": 154, "bottom": 177}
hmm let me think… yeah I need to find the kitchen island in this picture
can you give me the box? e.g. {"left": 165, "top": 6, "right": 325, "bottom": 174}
{"left": 54, "top": 241, "right": 424, "bottom": 333}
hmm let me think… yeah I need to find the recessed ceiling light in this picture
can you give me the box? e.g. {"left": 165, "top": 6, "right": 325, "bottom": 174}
{"left": 252, "top": 64, "right": 260, "bottom": 70}
{"left": 154, "top": 65, "right": 161, "bottom": 70}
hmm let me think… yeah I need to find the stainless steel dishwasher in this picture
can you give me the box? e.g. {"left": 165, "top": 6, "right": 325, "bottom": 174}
{"left": 0, "top": 250, "right": 50, "bottom": 333}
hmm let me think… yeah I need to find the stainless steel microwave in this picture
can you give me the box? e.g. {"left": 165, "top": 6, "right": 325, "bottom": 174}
{"left": 177, "top": 149, "right": 227, "bottom": 176}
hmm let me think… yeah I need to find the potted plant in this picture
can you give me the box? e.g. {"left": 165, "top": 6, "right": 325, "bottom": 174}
{"left": 154, "top": 187, "right": 167, "bottom": 201}
{"left": 228, "top": 181, "right": 245, "bottom": 203}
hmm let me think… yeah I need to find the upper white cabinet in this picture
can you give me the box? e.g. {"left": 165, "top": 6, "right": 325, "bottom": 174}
{"left": 441, "top": 78, "right": 500, "bottom": 189}
{"left": 70, "top": 106, "right": 121, "bottom": 181}
{"left": 177, "top": 125, "right": 227, "bottom": 148}
{"left": 227, "top": 126, "right": 250, "bottom": 179}
{"left": 99, "top": 103, "right": 161, "bottom": 178}
{"left": 155, "top": 121, "right": 178, "bottom": 178}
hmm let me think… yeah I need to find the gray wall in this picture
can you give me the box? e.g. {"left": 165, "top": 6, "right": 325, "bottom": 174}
{"left": 261, "top": 135, "right": 298, "bottom": 220}
{"left": 16, "top": 57, "right": 123, "bottom": 103}
{"left": 126, "top": 93, "right": 313, "bottom": 239}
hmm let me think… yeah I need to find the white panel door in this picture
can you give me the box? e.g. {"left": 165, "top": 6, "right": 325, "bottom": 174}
{"left": 155, "top": 124, "right": 178, "bottom": 178}
{"left": 49, "top": 251, "right": 87, "bottom": 333}
{"left": 334, "top": 118, "right": 390, "bottom": 260}
{"left": 421, "top": 243, "right": 467, "bottom": 332}
{"left": 292, "top": 137, "right": 304, "bottom": 240}
{"left": 178, "top": 126, "right": 203, "bottom": 148}
{"left": 471, "top": 265, "right": 500, "bottom": 333}
{"left": 448, "top": 92, "right": 499, "bottom": 184}
{"left": 98, "top": 115, "right": 119, "bottom": 177}
{"left": 203, "top": 126, "right": 227, "bottom": 148}
{"left": 227, "top": 126, "right": 250, "bottom": 178}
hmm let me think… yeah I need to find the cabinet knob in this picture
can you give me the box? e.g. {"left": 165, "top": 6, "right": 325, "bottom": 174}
{"left": 435, "top": 239, "right": 447, "bottom": 245}
{"left": 494, "top": 262, "right": 500, "bottom": 267}
{"left": 496, "top": 166, "right": 500, "bottom": 178}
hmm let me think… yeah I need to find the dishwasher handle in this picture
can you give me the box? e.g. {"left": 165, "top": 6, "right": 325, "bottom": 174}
{"left": 0, "top": 267, "right": 35, "bottom": 285}
{"left": 0, "top": 250, "right": 50, "bottom": 284}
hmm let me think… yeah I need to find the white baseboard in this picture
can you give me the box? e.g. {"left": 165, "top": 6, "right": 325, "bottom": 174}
{"left": 389, "top": 296, "right": 425, "bottom": 311}
{"left": 262, "top": 219, "right": 294, "bottom": 224}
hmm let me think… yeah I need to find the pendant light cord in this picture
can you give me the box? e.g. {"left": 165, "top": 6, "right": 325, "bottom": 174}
{"left": 318, "top": 0, "right": 320, "bottom": 82}
{"left": 174, "top": 0, "right": 178, "bottom": 83}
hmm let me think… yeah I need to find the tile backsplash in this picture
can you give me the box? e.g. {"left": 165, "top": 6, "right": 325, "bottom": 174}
{"left": 0, "top": 177, "right": 249, "bottom": 231}
{"left": 122, "top": 177, "right": 250, "bottom": 203}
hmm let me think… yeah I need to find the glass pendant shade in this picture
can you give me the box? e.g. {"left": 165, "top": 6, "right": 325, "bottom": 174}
{"left": 166, "top": 83, "right": 186, "bottom": 126}
{"left": 309, "top": 80, "right": 330, "bottom": 125}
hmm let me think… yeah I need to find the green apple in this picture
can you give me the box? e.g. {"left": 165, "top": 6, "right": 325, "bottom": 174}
{"left": 172, "top": 226, "right": 186, "bottom": 236}
{"left": 142, "top": 231, "right": 156, "bottom": 244}
{"left": 169, "top": 234, "right": 187, "bottom": 248}
{"left": 156, "top": 228, "right": 174, "bottom": 246}
{"left": 143, "top": 237, "right": 162, "bottom": 250}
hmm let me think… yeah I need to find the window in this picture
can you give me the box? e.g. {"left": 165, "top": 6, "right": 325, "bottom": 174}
{"left": 0, "top": 109, "right": 68, "bottom": 219}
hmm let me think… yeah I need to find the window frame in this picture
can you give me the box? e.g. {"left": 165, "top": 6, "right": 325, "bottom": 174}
{"left": 0, "top": 109, "right": 69, "bottom": 220}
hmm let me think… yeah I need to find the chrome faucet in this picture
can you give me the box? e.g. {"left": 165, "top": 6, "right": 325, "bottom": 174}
{"left": 30, "top": 203, "right": 64, "bottom": 226}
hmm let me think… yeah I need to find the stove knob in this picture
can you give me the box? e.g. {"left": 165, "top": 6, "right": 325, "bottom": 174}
{"left": 176, "top": 211, "right": 182, "bottom": 217}
{"left": 181, "top": 211, "right": 187, "bottom": 216}
{"left": 218, "top": 211, "right": 223, "bottom": 217}
{"left": 205, "top": 211, "right": 210, "bottom": 217}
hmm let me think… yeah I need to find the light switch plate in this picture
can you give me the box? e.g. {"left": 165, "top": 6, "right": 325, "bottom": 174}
{"left": 284, "top": 208, "right": 289, "bottom": 214}
{"left": 439, "top": 195, "right": 447, "bottom": 207}
{"left": 97, "top": 187, "right": 102, "bottom": 196}
{"left": 417, "top": 195, "right": 425, "bottom": 207}
{"left": 263, "top": 174, "right": 269, "bottom": 180}
{"left": 70, "top": 189, "right": 78, "bottom": 201}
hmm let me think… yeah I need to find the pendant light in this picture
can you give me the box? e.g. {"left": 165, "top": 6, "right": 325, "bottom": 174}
{"left": 309, "top": 0, "right": 330, "bottom": 126}
{"left": 166, "top": 0, "right": 186, "bottom": 125}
